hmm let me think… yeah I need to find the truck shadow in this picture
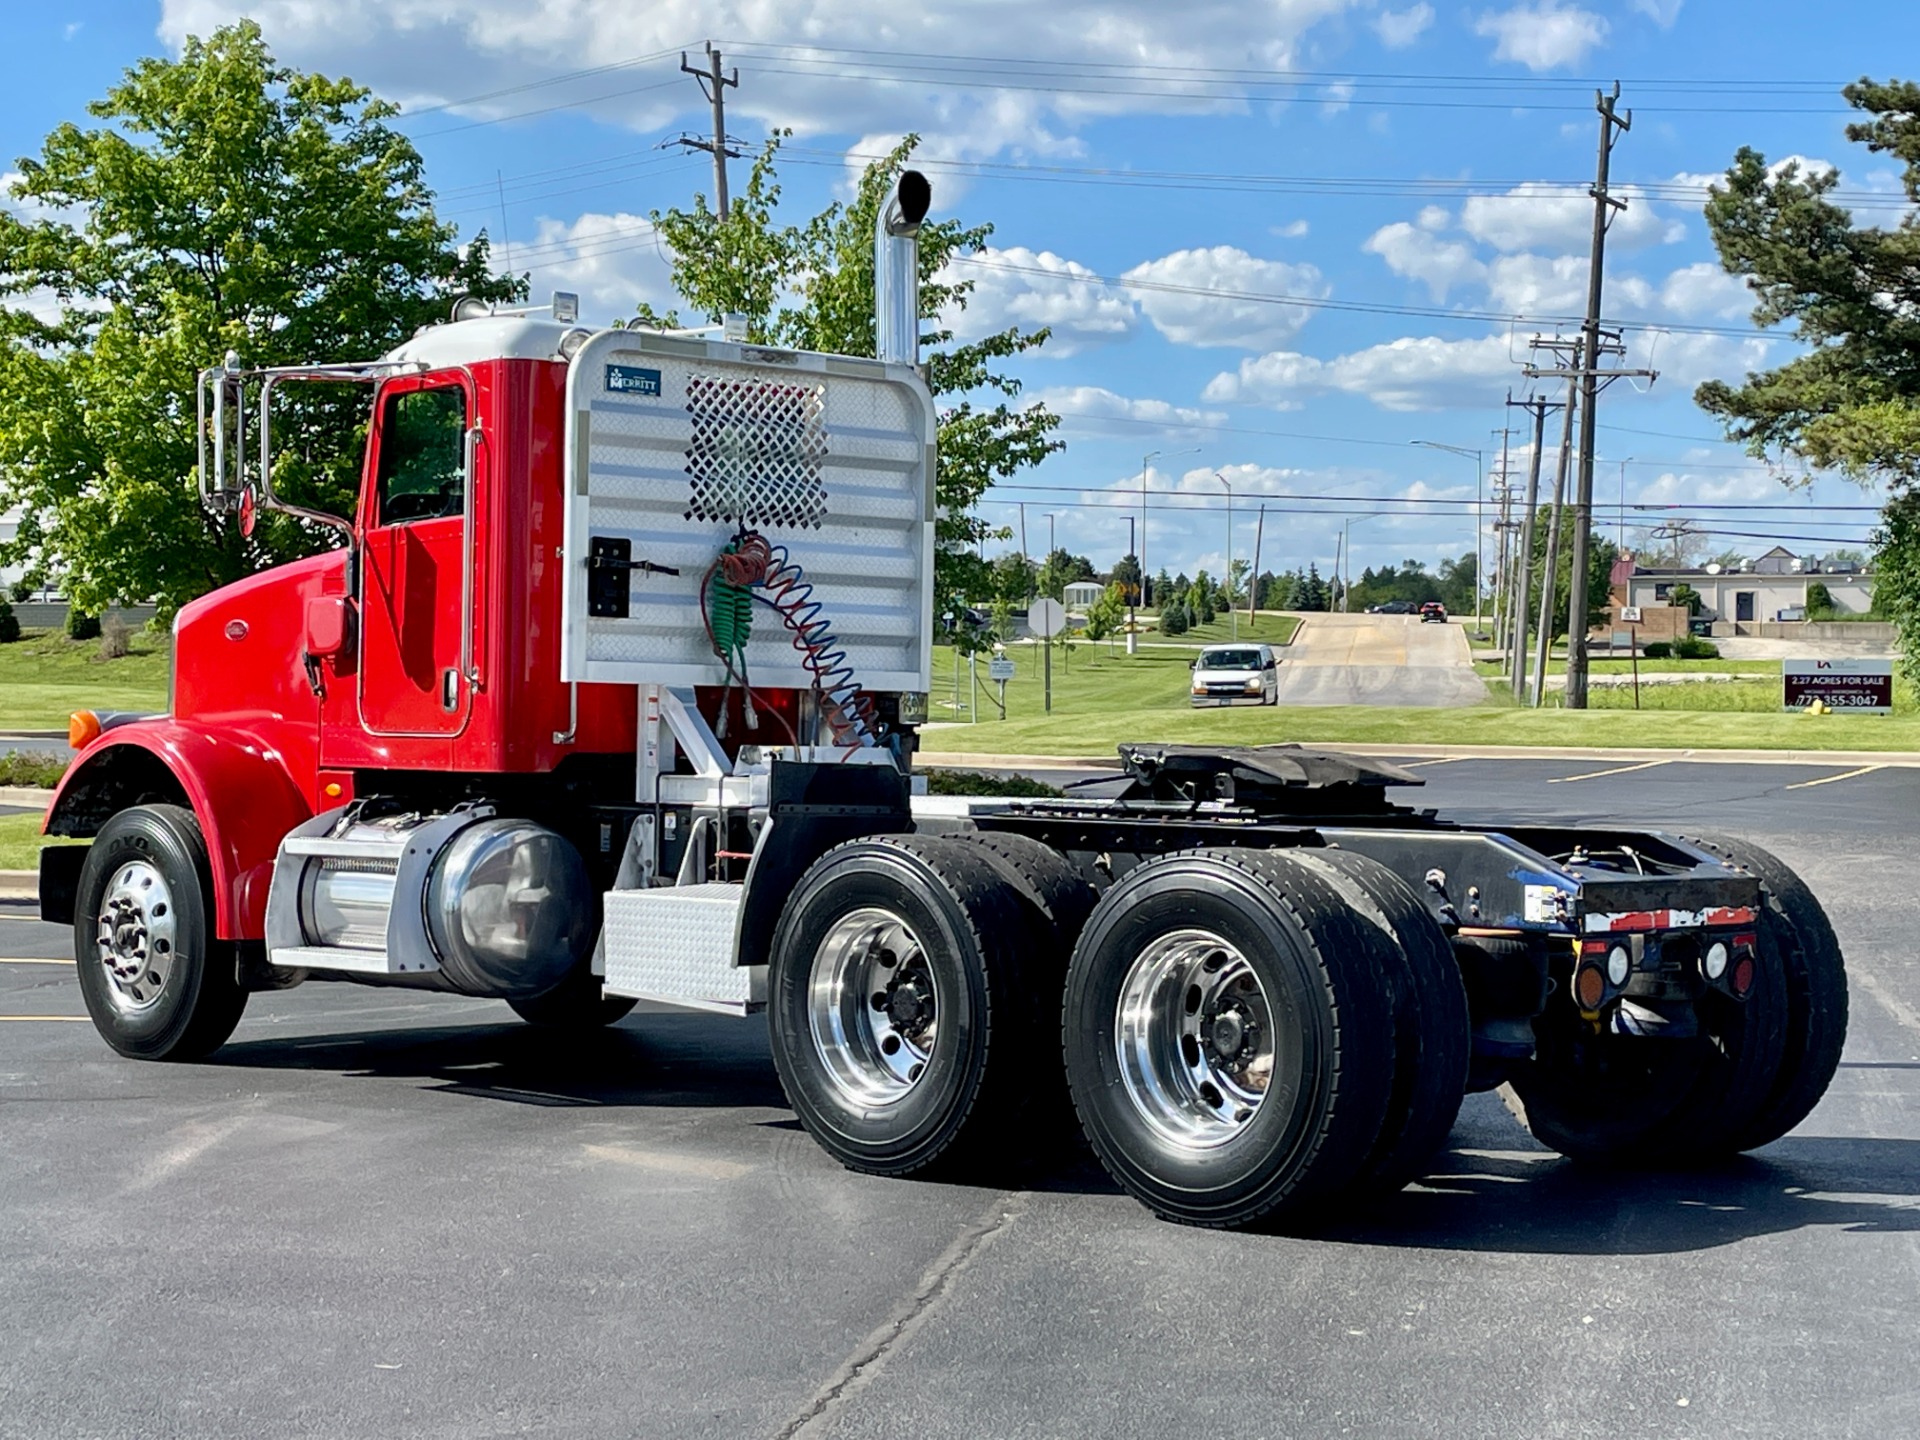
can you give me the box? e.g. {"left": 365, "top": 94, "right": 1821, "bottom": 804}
{"left": 1322, "top": 1133, "right": 1920, "bottom": 1255}
{"left": 212, "top": 1008, "right": 788, "bottom": 1111}
{"left": 211, "top": 1018, "right": 1919, "bottom": 1252}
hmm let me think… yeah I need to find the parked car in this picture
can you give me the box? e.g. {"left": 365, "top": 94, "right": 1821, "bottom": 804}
{"left": 1190, "top": 644, "right": 1280, "bottom": 707}
{"left": 1367, "top": 600, "right": 1418, "bottom": 614}
{"left": 1419, "top": 602, "right": 1448, "bottom": 623}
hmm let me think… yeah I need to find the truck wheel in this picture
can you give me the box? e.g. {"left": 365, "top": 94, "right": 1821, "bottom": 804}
{"left": 1508, "top": 922, "right": 1789, "bottom": 1165}
{"left": 1683, "top": 833, "right": 1849, "bottom": 1150}
{"left": 507, "top": 962, "right": 638, "bottom": 1029}
{"left": 767, "top": 835, "right": 1031, "bottom": 1177}
{"left": 1288, "top": 848, "right": 1470, "bottom": 1196}
{"left": 73, "top": 804, "right": 247, "bottom": 1061}
{"left": 1062, "top": 849, "right": 1396, "bottom": 1229}
{"left": 952, "top": 831, "right": 1100, "bottom": 1135}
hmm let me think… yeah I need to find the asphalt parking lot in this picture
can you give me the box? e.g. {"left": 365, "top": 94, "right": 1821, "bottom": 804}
{"left": 3, "top": 758, "right": 1917, "bottom": 1438}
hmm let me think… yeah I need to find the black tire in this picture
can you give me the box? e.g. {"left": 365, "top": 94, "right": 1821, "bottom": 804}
{"left": 1288, "top": 848, "right": 1470, "bottom": 1195}
{"left": 1682, "top": 833, "right": 1849, "bottom": 1150}
{"left": 1062, "top": 848, "right": 1397, "bottom": 1229}
{"left": 1508, "top": 906, "right": 1790, "bottom": 1166}
{"left": 951, "top": 831, "right": 1100, "bottom": 1137}
{"left": 72, "top": 804, "right": 247, "bottom": 1061}
{"left": 507, "top": 961, "right": 638, "bottom": 1029}
{"left": 767, "top": 835, "right": 1032, "bottom": 1177}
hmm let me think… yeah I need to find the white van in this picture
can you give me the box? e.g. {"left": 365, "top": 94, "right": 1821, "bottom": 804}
{"left": 1189, "top": 644, "right": 1280, "bottom": 707}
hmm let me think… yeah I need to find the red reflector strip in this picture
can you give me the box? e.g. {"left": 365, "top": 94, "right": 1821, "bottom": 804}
{"left": 1733, "top": 932, "right": 1757, "bottom": 951}
{"left": 1705, "top": 906, "right": 1758, "bottom": 928}
{"left": 1584, "top": 904, "right": 1762, "bottom": 935}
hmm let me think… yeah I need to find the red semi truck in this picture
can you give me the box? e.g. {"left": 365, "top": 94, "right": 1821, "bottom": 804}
{"left": 40, "top": 176, "right": 1847, "bottom": 1229}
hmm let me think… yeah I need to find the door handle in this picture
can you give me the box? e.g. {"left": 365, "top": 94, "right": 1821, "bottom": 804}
{"left": 441, "top": 667, "right": 459, "bottom": 712}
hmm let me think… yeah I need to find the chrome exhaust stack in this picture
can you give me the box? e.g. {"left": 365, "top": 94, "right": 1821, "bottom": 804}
{"left": 873, "top": 170, "right": 932, "bottom": 367}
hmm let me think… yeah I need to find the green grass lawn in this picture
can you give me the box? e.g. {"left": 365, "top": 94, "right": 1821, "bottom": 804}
{"left": 0, "top": 811, "right": 81, "bottom": 871}
{"left": 0, "top": 628, "right": 170, "bottom": 731}
{"left": 1474, "top": 656, "right": 1783, "bottom": 678}
{"left": 927, "top": 644, "right": 1920, "bottom": 755}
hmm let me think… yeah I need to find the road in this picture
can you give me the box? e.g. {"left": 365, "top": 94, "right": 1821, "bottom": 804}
{"left": 1276, "top": 612, "right": 1487, "bottom": 707}
{"left": 2, "top": 758, "right": 1917, "bottom": 1438}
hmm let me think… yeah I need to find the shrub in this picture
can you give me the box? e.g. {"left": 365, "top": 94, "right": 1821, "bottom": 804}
{"left": 0, "top": 750, "right": 68, "bottom": 788}
{"left": 1674, "top": 635, "right": 1721, "bottom": 660}
{"left": 921, "top": 769, "right": 1062, "bottom": 799}
{"left": 1805, "top": 579, "right": 1834, "bottom": 620}
{"left": 1160, "top": 602, "right": 1189, "bottom": 636}
{"left": 1643, "top": 640, "right": 1672, "bottom": 659}
{"left": 65, "top": 608, "right": 100, "bottom": 641}
{"left": 98, "top": 614, "right": 132, "bottom": 659}
{"left": 0, "top": 599, "right": 18, "bottom": 644}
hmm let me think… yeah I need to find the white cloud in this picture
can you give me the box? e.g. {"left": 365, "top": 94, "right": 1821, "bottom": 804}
{"left": 1122, "top": 246, "right": 1329, "bottom": 350}
{"left": 159, "top": 0, "right": 1375, "bottom": 161}
{"left": 1321, "top": 81, "right": 1356, "bottom": 117}
{"left": 1629, "top": 0, "right": 1683, "bottom": 24}
{"left": 1272, "top": 219, "right": 1311, "bottom": 239}
{"left": 1626, "top": 330, "right": 1772, "bottom": 392}
{"left": 1473, "top": 1, "right": 1609, "bottom": 71}
{"left": 1657, "top": 262, "right": 1751, "bottom": 321}
{"left": 1372, "top": 3, "right": 1435, "bottom": 47}
{"left": 1029, "top": 385, "right": 1226, "bottom": 437}
{"left": 1364, "top": 222, "right": 1485, "bottom": 301}
{"left": 945, "top": 246, "right": 1137, "bottom": 356}
{"left": 1460, "top": 182, "right": 1681, "bottom": 253}
{"left": 520, "top": 211, "right": 676, "bottom": 323}
{"left": 1204, "top": 333, "right": 1521, "bottom": 412}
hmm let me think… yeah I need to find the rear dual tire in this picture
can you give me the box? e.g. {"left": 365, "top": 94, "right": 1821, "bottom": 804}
{"left": 1061, "top": 848, "right": 1464, "bottom": 1230}
{"left": 1508, "top": 833, "right": 1842, "bottom": 1165}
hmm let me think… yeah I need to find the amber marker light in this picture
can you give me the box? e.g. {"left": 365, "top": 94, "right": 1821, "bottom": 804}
{"left": 68, "top": 710, "right": 102, "bottom": 749}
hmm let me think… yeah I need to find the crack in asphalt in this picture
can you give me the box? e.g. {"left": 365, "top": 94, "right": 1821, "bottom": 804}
{"left": 777, "top": 1190, "right": 1029, "bottom": 1438}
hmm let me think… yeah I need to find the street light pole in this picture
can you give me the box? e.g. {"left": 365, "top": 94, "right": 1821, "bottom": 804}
{"left": 1411, "top": 440, "right": 1484, "bottom": 623}
{"left": 1140, "top": 445, "right": 1199, "bottom": 611}
{"left": 1213, "top": 472, "right": 1235, "bottom": 640}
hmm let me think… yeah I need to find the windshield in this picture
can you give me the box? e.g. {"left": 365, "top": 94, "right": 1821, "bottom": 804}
{"left": 1198, "top": 649, "right": 1263, "bottom": 670}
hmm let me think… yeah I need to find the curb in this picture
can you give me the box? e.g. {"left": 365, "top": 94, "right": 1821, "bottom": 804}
{"left": 0, "top": 787, "right": 56, "bottom": 808}
{"left": 0, "top": 870, "right": 36, "bottom": 903}
{"left": 917, "top": 743, "right": 1920, "bottom": 771}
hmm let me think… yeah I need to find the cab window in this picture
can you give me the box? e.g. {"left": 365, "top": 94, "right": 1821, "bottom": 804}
{"left": 374, "top": 385, "right": 467, "bottom": 524}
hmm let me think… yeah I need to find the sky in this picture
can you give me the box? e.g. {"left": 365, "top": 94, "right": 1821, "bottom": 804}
{"left": 3, "top": 1, "right": 1917, "bottom": 590}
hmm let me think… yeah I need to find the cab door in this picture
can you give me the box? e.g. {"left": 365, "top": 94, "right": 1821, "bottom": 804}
{"left": 357, "top": 373, "right": 481, "bottom": 737}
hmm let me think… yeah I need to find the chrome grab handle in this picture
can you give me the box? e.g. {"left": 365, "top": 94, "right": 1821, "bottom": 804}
{"left": 459, "top": 423, "right": 481, "bottom": 691}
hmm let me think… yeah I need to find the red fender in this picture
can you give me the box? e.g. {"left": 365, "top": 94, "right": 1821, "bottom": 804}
{"left": 45, "top": 721, "right": 314, "bottom": 940}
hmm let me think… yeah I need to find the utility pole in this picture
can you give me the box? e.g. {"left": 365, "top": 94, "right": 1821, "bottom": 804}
{"left": 1565, "top": 85, "right": 1631, "bottom": 709}
{"left": 1505, "top": 392, "right": 1556, "bottom": 704}
{"left": 676, "top": 44, "right": 740, "bottom": 219}
{"left": 1532, "top": 345, "right": 1582, "bottom": 708}
{"left": 1491, "top": 409, "right": 1513, "bottom": 648}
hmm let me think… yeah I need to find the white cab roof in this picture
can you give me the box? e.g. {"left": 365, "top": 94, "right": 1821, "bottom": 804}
{"left": 383, "top": 315, "right": 581, "bottom": 369}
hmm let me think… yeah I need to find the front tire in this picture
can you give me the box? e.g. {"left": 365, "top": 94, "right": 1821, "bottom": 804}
{"left": 73, "top": 804, "right": 246, "bottom": 1061}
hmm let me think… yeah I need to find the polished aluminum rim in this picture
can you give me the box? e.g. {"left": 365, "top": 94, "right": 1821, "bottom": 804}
{"left": 1115, "top": 928, "right": 1275, "bottom": 1151}
{"left": 94, "top": 860, "right": 178, "bottom": 1015}
{"left": 808, "top": 908, "right": 937, "bottom": 1108}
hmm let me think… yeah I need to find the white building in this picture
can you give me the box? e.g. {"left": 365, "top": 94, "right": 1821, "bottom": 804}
{"left": 1062, "top": 580, "right": 1106, "bottom": 613}
{"left": 1624, "top": 546, "right": 1875, "bottom": 625}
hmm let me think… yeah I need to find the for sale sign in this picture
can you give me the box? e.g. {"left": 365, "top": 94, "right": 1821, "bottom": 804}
{"left": 1782, "top": 658, "right": 1894, "bottom": 713}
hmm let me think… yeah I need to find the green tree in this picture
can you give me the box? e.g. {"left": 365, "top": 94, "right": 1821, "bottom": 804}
{"left": 1110, "top": 552, "right": 1143, "bottom": 606}
{"left": 1084, "top": 583, "right": 1126, "bottom": 643}
{"left": 1035, "top": 548, "right": 1093, "bottom": 601}
{"left": 1669, "top": 582, "right": 1704, "bottom": 616}
{"left": 1297, "top": 564, "right": 1330, "bottom": 613}
{"left": 1697, "top": 79, "right": 1920, "bottom": 670}
{"left": 1149, "top": 567, "right": 1174, "bottom": 609}
{"left": 1528, "top": 507, "right": 1620, "bottom": 638}
{"left": 635, "top": 133, "right": 1062, "bottom": 604}
{"left": 989, "top": 551, "right": 1035, "bottom": 605}
{"left": 0, "top": 23, "right": 515, "bottom": 617}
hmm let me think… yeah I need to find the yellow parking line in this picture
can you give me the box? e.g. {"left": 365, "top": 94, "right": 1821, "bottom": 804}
{"left": 0, "top": 956, "right": 73, "bottom": 965}
{"left": 1548, "top": 760, "right": 1671, "bottom": 784}
{"left": 0, "top": 1015, "right": 89, "bottom": 1022}
{"left": 1783, "top": 764, "right": 1884, "bottom": 791}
